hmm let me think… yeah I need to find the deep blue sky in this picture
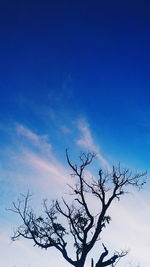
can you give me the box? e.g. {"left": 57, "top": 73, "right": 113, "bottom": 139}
{"left": 1, "top": 0, "right": 150, "bottom": 199}
{"left": 1, "top": 0, "right": 150, "bottom": 167}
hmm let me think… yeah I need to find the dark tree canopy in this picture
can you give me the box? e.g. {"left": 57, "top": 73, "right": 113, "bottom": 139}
{"left": 11, "top": 150, "right": 146, "bottom": 267}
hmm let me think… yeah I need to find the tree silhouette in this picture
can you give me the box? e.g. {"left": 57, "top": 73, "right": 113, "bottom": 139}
{"left": 11, "top": 150, "right": 146, "bottom": 267}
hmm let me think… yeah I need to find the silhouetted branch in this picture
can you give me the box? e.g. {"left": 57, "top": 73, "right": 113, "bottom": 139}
{"left": 95, "top": 244, "right": 128, "bottom": 267}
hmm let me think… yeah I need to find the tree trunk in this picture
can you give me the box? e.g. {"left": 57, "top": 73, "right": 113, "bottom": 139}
{"left": 75, "top": 264, "right": 84, "bottom": 267}
{"left": 75, "top": 259, "right": 86, "bottom": 267}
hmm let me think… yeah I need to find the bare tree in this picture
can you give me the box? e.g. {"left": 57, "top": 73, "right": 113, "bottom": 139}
{"left": 10, "top": 150, "right": 146, "bottom": 267}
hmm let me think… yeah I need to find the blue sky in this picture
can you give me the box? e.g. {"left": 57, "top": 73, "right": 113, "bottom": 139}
{"left": 1, "top": 1, "right": 150, "bottom": 266}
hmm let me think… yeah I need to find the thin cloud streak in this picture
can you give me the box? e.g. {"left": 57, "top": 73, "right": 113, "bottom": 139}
{"left": 16, "top": 124, "right": 70, "bottom": 180}
{"left": 76, "top": 119, "right": 110, "bottom": 170}
{"left": 61, "top": 125, "right": 72, "bottom": 134}
{"left": 16, "top": 124, "right": 52, "bottom": 155}
{"left": 21, "top": 150, "right": 71, "bottom": 189}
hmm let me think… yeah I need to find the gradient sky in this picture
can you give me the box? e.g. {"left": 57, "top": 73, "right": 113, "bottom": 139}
{"left": 1, "top": 1, "right": 150, "bottom": 266}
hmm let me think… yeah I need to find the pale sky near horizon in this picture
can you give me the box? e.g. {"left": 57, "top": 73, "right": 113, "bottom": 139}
{"left": 1, "top": 1, "right": 150, "bottom": 266}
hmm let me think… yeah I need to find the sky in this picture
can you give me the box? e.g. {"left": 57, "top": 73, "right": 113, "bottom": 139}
{"left": 1, "top": 0, "right": 150, "bottom": 266}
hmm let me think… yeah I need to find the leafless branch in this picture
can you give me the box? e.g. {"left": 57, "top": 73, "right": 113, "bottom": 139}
{"left": 10, "top": 151, "right": 146, "bottom": 267}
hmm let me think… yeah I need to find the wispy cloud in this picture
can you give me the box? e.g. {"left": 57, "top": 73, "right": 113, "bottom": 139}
{"left": 61, "top": 125, "right": 72, "bottom": 134}
{"left": 76, "top": 119, "right": 110, "bottom": 169}
{"left": 16, "top": 124, "right": 51, "bottom": 155}
{"left": 0, "top": 124, "right": 74, "bottom": 202}
{"left": 20, "top": 149, "right": 71, "bottom": 192}
{"left": 14, "top": 125, "right": 73, "bottom": 196}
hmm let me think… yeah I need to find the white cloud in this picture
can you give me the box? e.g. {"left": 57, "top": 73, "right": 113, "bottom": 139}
{"left": 76, "top": 119, "right": 110, "bottom": 170}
